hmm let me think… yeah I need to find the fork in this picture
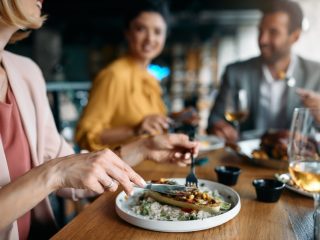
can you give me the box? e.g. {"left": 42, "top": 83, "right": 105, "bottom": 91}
{"left": 185, "top": 153, "right": 198, "bottom": 187}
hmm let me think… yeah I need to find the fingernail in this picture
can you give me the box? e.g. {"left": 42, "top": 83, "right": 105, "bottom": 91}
{"left": 128, "top": 191, "right": 134, "bottom": 197}
{"left": 140, "top": 178, "right": 147, "bottom": 186}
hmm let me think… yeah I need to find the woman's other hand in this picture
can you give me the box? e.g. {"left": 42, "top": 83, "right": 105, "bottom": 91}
{"left": 52, "top": 150, "right": 145, "bottom": 196}
{"left": 136, "top": 114, "right": 170, "bottom": 135}
{"left": 144, "top": 134, "right": 199, "bottom": 166}
{"left": 169, "top": 107, "right": 200, "bottom": 126}
{"left": 121, "top": 133, "right": 199, "bottom": 167}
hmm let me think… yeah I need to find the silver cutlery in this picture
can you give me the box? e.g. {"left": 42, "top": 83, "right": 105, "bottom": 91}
{"left": 185, "top": 154, "right": 198, "bottom": 187}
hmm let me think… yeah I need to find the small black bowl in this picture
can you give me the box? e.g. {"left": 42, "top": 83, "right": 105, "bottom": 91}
{"left": 215, "top": 166, "right": 241, "bottom": 186}
{"left": 252, "top": 179, "right": 285, "bottom": 203}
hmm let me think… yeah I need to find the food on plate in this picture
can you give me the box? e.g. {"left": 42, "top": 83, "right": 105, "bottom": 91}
{"left": 196, "top": 135, "right": 224, "bottom": 152}
{"left": 252, "top": 130, "right": 289, "bottom": 161}
{"left": 252, "top": 130, "right": 320, "bottom": 162}
{"left": 130, "top": 179, "right": 231, "bottom": 221}
{"left": 145, "top": 189, "right": 222, "bottom": 213}
{"left": 151, "top": 178, "right": 179, "bottom": 185}
{"left": 275, "top": 173, "right": 313, "bottom": 197}
{"left": 200, "top": 140, "right": 210, "bottom": 148}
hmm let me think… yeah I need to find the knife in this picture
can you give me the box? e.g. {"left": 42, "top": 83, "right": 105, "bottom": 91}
{"left": 135, "top": 184, "right": 196, "bottom": 195}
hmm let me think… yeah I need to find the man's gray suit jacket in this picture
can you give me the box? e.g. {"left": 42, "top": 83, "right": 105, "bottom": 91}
{"left": 207, "top": 56, "right": 320, "bottom": 133}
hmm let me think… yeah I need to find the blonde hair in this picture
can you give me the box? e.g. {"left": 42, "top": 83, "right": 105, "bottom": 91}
{"left": 0, "top": 0, "right": 46, "bottom": 43}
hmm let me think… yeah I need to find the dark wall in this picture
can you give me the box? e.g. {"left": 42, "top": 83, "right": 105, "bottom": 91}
{"left": 42, "top": 0, "right": 265, "bottom": 44}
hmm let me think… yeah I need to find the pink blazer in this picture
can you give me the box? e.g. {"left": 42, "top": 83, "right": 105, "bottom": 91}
{"left": 0, "top": 51, "right": 75, "bottom": 239}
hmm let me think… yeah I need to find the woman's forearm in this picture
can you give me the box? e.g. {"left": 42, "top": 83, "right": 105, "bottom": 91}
{"left": 0, "top": 160, "right": 57, "bottom": 230}
{"left": 100, "top": 126, "right": 136, "bottom": 145}
{"left": 0, "top": 137, "right": 151, "bottom": 231}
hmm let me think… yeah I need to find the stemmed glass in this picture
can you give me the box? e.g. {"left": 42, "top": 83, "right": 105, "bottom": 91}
{"left": 287, "top": 108, "right": 320, "bottom": 239}
{"left": 224, "top": 89, "right": 249, "bottom": 140}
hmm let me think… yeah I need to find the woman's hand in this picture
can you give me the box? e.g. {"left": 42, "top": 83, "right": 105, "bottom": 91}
{"left": 144, "top": 134, "right": 199, "bottom": 166}
{"left": 0, "top": 149, "right": 145, "bottom": 230}
{"left": 120, "top": 134, "right": 199, "bottom": 167}
{"left": 136, "top": 114, "right": 170, "bottom": 135}
{"left": 169, "top": 107, "right": 200, "bottom": 126}
{"left": 52, "top": 149, "right": 145, "bottom": 196}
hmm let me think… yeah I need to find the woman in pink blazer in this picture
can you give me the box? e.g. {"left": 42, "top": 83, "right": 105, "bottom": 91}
{"left": 0, "top": 1, "right": 198, "bottom": 239}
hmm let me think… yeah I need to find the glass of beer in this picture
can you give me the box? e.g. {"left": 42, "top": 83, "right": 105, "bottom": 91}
{"left": 224, "top": 89, "right": 249, "bottom": 139}
{"left": 288, "top": 108, "right": 320, "bottom": 239}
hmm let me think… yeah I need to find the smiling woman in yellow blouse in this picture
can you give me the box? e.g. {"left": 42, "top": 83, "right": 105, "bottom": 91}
{"left": 76, "top": 0, "right": 171, "bottom": 151}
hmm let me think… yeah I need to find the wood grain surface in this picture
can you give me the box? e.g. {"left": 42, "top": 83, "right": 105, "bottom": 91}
{"left": 52, "top": 149, "right": 314, "bottom": 240}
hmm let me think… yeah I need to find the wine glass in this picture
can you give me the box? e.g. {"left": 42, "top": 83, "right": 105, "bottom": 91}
{"left": 287, "top": 108, "right": 320, "bottom": 239}
{"left": 224, "top": 89, "right": 249, "bottom": 140}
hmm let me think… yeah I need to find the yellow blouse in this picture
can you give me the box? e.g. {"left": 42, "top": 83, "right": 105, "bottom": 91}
{"left": 76, "top": 55, "right": 167, "bottom": 151}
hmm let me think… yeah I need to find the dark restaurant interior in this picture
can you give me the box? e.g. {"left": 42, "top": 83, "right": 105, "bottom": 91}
{"left": 6, "top": 0, "right": 318, "bottom": 138}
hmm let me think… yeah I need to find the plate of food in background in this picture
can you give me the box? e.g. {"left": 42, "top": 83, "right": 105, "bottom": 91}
{"left": 196, "top": 134, "right": 225, "bottom": 153}
{"left": 115, "top": 178, "right": 240, "bottom": 232}
{"left": 275, "top": 173, "right": 313, "bottom": 198}
{"left": 168, "top": 108, "right": 225, "bottom": 153}
{"left": 237, "top": 130, "right": 289, "bottom": 170}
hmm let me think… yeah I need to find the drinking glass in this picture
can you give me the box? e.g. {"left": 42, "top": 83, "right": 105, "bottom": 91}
{"left": 287, "top": 108, "right": 320, "bottom": 239}
{"left": 224, "top": 89, "right": 249, "bottom": 139}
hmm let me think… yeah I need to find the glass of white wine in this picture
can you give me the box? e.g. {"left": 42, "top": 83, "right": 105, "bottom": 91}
{"left": 288, "top": 108, "right": 320, "bottom": 239}
{"left": 224, "top": 89, "right": 249, "bottom": 140}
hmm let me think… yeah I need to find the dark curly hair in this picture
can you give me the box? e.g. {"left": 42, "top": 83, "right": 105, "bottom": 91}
{"left": 124, "top": 0, "right": 170, "bottom": 30}
{"left": 261, "top": 0, "right": 303, "bottom": 33}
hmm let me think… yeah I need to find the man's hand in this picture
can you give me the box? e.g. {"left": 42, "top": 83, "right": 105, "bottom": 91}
{"left": 297, "top": 88, "right": 320, "bottom": 109}
{"left": 209, "top": 120, "right": 238, "bottom": 142}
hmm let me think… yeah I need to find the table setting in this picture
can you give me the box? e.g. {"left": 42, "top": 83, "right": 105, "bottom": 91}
{"left": 52, "top": 108, "right": 319, "bottom": 240}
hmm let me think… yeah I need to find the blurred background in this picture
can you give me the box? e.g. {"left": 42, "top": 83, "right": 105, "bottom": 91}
{"left": 5, "top": 0, "right": 320, "bottom": 146}
{"left": 5, "top": 0, "right": 320, "bottom": 226}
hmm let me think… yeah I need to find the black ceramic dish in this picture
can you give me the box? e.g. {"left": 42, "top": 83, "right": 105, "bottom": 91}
{"left": 215, "top": 166, "right": 241, "bottom": 186}
{"left": 252, "top": 179, "right": 285, "bottom": 203}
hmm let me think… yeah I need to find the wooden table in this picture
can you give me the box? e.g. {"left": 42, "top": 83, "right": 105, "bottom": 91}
{"left": 52, "top": 149, "right": 314, "bottom": 240}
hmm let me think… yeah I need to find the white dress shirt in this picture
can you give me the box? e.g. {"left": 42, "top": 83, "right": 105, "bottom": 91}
{"left": 256, "top": 55, "right": 296, "bottom": 131}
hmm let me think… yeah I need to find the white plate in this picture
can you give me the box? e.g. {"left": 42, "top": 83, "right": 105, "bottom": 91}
{"left": 241, "top": 129, "right": 265, "bottom": 140}
{"left": 275, "top": 173, "right": 313, "bottom": 198}
{"left": 238, "top": 139, "right": 288, "bottom": 170}
{"left": 285, "top": 184, "right": 313, "bottom": 198}
{"left": 196, "top": 135, "right": 225, "bottom": 153}
{"left": 115, "top": 179, "right": 241, "bottom": 232}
